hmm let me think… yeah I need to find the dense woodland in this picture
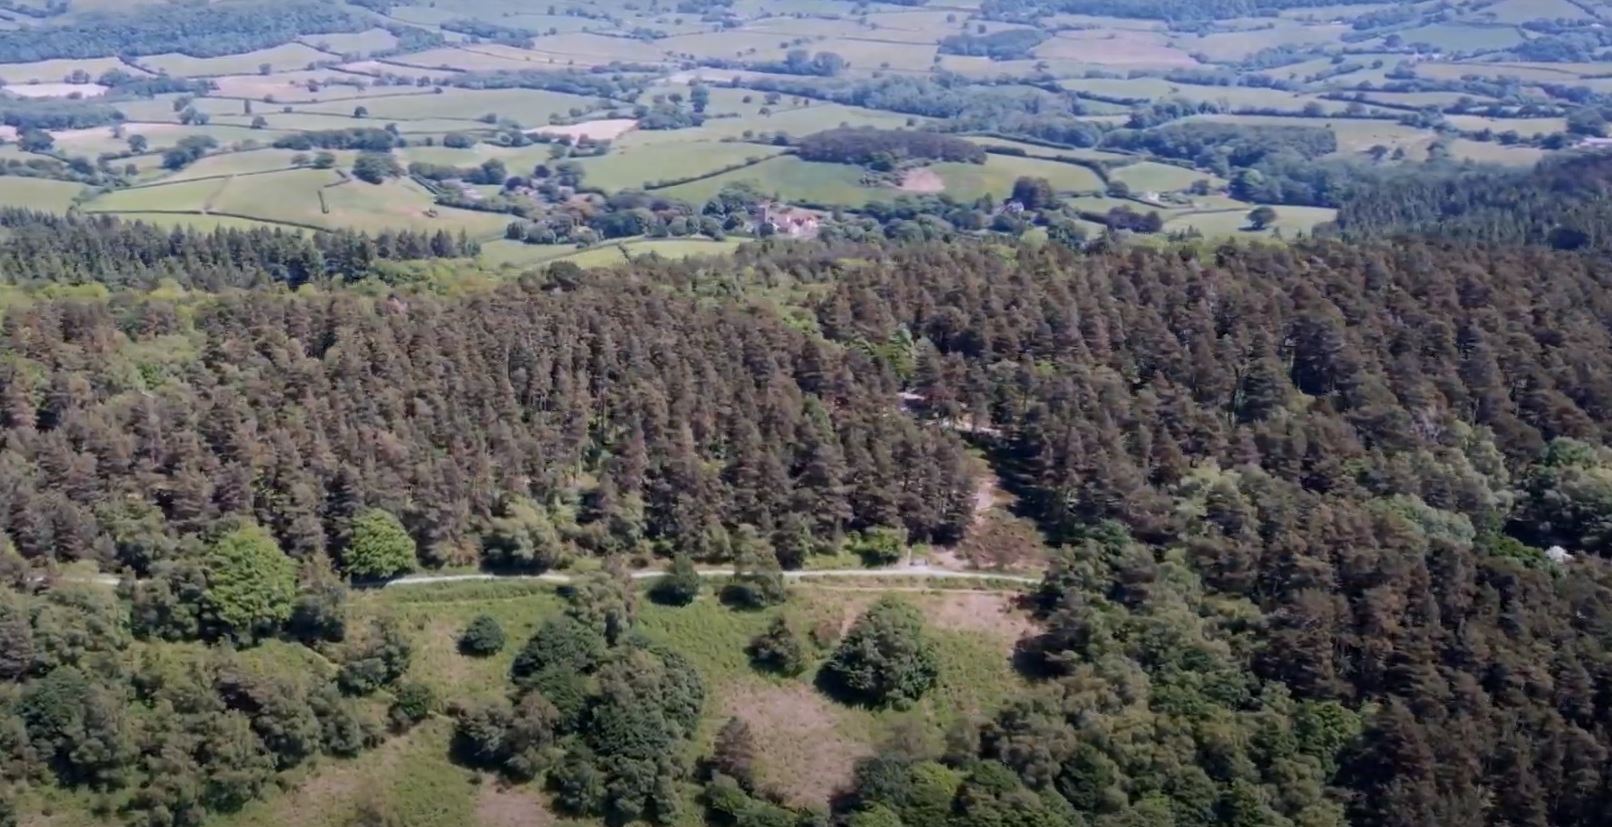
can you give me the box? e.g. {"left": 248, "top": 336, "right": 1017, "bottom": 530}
{"left": 0, "top": 0, "right": 367, "bottom": 61}
{"left": 1333, "top": 152, "right": 1612, "bottom": 251}
{"left": 5, "top": 217, "right": 1612, "bottom": 825}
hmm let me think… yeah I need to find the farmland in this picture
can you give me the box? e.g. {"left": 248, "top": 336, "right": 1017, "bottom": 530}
{"left": 0, "top": 0, "right": 1601, "bottom": 267}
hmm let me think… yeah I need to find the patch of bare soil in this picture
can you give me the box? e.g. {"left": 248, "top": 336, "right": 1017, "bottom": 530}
{"left": 721, "top": 682, "right": 874, "bottom": 807}
{"left": 475, "top": 781, "right": 555, "bottom": 827}
{"left": 898, "top": 166, "right": 945, "bottom": 193}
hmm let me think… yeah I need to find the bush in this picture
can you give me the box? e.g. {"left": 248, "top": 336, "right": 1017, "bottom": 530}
{"left": 848, "top": 526, "right": 906, "bottom": 567}
{"left": 746, "top": 616, "right": 806, "bottom": 676}
{"left": 650, "top": 555, "right": 702, "bottom": 605}
{"left": 819, "top": 597, "right": 938, "bottom": 708}
{"left": 388, "top": 681, "right": 435, "bottom": 730}
{"left": 459, "top": 614, "right": 507, "bottom": 656}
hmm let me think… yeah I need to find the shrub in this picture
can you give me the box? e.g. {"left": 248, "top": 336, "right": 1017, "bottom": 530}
{"left": 819, "top": 597, "right": 938, "bottom": 708}
{"left": 459, "top": 614, "right": 507, "bottom": 656}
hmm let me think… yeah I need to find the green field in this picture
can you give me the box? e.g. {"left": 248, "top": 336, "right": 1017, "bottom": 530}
{"left": 135, "top": 42, "right": 335, "bottom": 77}
{"left": 933, "top": 154, "right": 1106, "bottom": 199}
{"left": 300, "top": 28, "right": 400, "bottom": 57}
{"left": 969, "top": 136, "right": 1132, "bottom": 162}
{"left": 0, "top": 55, "right": 138, "bottom": 83}
{"left": 577, "top": 141, "right": 786, "bottom": 191}
{"left": 1162, "top": 204, "right": 1337, "bottom": 239}
{"left": 1391, "top": 23, "right": 1526, "bottom": 53}
{"left": 0, "top": 176, "right": 83, "bottom": 210}
{"left": 1109, "top": 161, "right": 1224, "bottom": 193}
{"left": 289, "top": 87, "right": 601, "bottom": 126}
{"left": 658, "top": 155, "right": 877, "bottom": 206}
{"left": 146, "top": 148, "right": 310, "bottom": 183}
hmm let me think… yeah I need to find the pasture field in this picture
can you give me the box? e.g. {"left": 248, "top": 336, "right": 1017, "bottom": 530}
{"left": 300, "top": 28, "right": 400, "bottom": 57}
{"left": 1353, "top": 90, "right": 1501, "bottom": 108}
{"left": 144, "top": 148, "right": 310, "bottom": 183}
{"left": 1469, "top": 0, "right": 1589, "bottom": 23}
{"left": 1033, "top": 30, "right": 1199, "bottom": 68}
{"left": 51, "top": 122, "right": 287, "bottom": 157}
{"left": 1443, "top": 115, "right": 1569, "bottom": 137}
{"left": 83, "top": 177, "right": 237, "bottom": 213}
{"left": 208, "top": 70, "right": 413, "bottom": 102}
{"left": 1443, "top": 139, "right": 1546, "bottom": 165}
{"left": 657, "top": 155, "right": 878, "bottom": 206}
{"left": 294, "top": 87, "right": 600, "bottom": 125}
{"left": 968, "top": 136, "right": 1132, "bottom": 162}
{"left": 1109, "top": 161, "right": 1222, "bottom": 193}
{"left": 135, "top": 43, "right": 334, "bottom": 77}
{"left": 0, "top": 56, "right": 140, "bottom": 83}
{"left": 0, "top": 177, "right": 83, "bottom": 210}
{"left": 1174, "top": 22, "right": 1350, "bottom": 62}
{"left": 1390, "top": 23, "right": 1526, "bottom": 53}
{"left": 1412, "top": 61, "right": 1581, "bottom": 83}
{"left": 575, "top": 140, "right": 786, "bottom": 191}
{"left": 814, "top": 38, "right": 939, "bottom": 73}
{"left": 1161, "top": 204, "right": 1337, "bottom": 239}
{"left": 522, "top": 33, "right": 676, "bottom": 65}
{"left": 933, "top": 154, "right": 1106, "bottom": 200}
{"left": 1183, "top": 113, "right": 1435, "bottom": 155}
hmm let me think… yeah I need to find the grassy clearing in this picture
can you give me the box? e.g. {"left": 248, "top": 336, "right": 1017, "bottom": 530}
{"left": 1162, "top": 204, "right": 1336, "bottom": 239}
{"left": 136, "top": 43, "right": 334, "bottom": 77}
{"left": 0, "top": 177, "right": 83, "bottom": 210}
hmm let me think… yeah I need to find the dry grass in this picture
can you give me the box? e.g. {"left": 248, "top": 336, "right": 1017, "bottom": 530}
{"left": 924, "top": 592, "right": 1038, "bottom": 643}
{"left": 474, "top": 782, "right": 555, "bottom": 827}
{"left": 720, "top": 681, "right": 874, "bottom": 806}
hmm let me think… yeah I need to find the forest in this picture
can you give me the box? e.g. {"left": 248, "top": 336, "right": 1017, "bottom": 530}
{"left": 0, "top": 0, "right": 367, "bottom": 61}
{"left": 795, "top": 128, "right": 987, "bottom": 167}
{"left": 5, "top": 213, "right": 1612, "bottom": 825}
{"left": 1332, "top": 153, "right": 1612, "bottom": 251}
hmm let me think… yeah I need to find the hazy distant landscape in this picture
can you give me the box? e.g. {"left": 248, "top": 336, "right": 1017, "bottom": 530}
{"left": 0, "top": 0, "right": 1604, "bottom": 268}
